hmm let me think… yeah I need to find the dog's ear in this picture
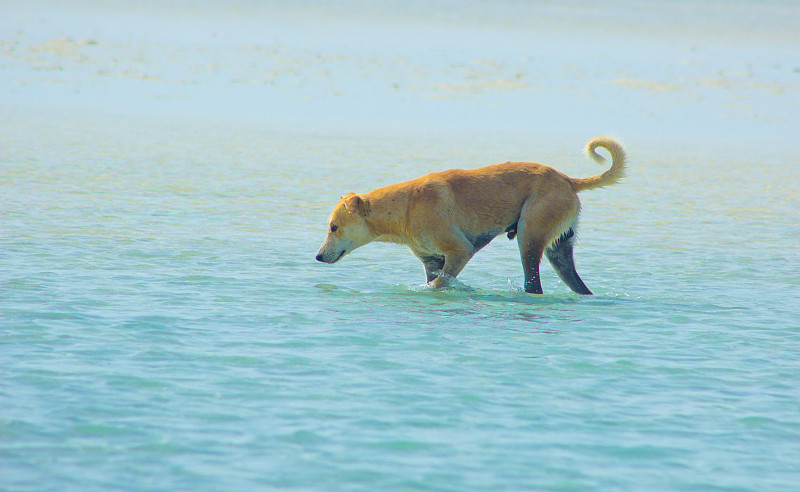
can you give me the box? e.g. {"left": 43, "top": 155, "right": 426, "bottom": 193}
{"left": 343, "top": 192, "right": 370, "bottom": 217}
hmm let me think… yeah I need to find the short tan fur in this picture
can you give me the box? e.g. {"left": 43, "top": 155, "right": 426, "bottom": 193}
{"left": 316, "top": 136, "right": 626, "bottom": 294}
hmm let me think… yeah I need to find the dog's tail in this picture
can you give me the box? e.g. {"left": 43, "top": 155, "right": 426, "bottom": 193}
{"left": 570, "top": 136, "right": 627, "bottom": 192}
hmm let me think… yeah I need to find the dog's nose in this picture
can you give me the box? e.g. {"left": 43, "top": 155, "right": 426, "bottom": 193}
{"left": 315, "top": 253, "right": 324, "bottom": 262}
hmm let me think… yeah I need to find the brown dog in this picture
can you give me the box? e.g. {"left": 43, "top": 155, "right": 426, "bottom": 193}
{"left": 316, "top": 136, "right": 626, "bottom": 294}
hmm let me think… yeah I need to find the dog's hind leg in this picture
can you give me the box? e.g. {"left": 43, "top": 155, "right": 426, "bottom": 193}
{"left": 519, "top": 241, "right": 545, "bottom": 294}
{"left": 545, "top": 227, "right": 592, "bottom": 295}
{"left": 517, "top": 194, "right": 580, "bottom": 294}
{"left": 516, "top": 215, "right": 549, "bottom": 295}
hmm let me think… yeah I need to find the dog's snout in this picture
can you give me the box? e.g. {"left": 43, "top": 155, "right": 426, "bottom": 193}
{"left": 315, "top": 252, "right": 324, "bottom": 262}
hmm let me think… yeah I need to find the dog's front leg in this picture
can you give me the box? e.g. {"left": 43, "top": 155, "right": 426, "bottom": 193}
{"left": 415, "top": 254, "right": 445, "bottom": 283}
{"left": 411, "top": 249, "right": 445, "bottom": 283}
{"left": 429, "top": 246, "right": 472, "bottom": 289}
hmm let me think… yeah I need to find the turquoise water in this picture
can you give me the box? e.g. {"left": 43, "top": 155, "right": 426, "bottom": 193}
{"left": 3, "top": 1, "right": 800, "bottom": 490}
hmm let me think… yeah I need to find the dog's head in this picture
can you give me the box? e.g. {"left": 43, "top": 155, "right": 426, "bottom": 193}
{"left": 315, "top": 193, "right": 372, "bottom": 263}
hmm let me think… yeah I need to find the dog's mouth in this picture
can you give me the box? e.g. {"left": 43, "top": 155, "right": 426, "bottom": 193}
{"left": 316, "top": 249, "right": 345, "bottom": 263}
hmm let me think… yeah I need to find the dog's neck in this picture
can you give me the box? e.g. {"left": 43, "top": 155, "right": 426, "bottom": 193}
{"left": 363, "top": 188, "right": 411, "bottom": 245}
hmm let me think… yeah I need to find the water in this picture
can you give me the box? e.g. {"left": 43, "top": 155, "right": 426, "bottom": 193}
{"left": 2, "top": 1, "right": 800, "bottom": 490}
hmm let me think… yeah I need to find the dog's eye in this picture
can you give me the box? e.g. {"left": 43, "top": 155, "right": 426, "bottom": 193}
{"left": 330, "top": 224, "right": 338, "bottom": 233}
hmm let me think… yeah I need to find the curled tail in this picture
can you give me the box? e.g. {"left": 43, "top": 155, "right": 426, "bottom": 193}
{"left": 570, "top": 136, "right": 627, "bottom": 192}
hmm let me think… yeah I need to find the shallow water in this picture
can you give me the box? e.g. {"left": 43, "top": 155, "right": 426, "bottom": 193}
{"left": 2, "top": 1, "right": 800, "bottom": 491}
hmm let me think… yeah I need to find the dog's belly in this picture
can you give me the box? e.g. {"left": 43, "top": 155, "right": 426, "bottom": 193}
{"left": 464, "top": 215, "right": 520, "bottom": 251}
{"left": 407, "top": 211, "right": 519, "bottom": 259}
{"left": 465, "top": 228, "right": 503, "bottom": 252}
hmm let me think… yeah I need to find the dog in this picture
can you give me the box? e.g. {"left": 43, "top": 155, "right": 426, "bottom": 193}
{"left": 316, "top": 136, "right": 626, "bottom": 294}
